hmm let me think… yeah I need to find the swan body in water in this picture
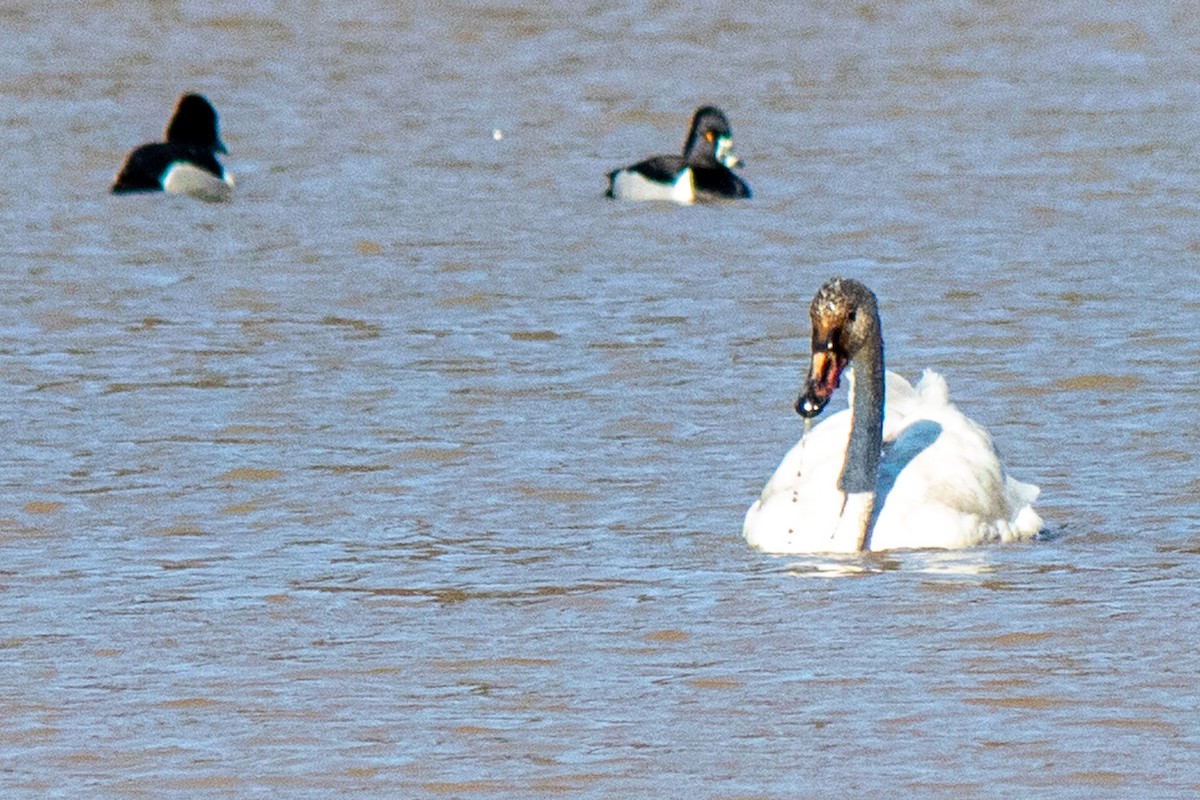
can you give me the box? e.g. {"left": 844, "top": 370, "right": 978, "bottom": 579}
{"left": 743, "top": 277, "right": 1043, "bottom": 554}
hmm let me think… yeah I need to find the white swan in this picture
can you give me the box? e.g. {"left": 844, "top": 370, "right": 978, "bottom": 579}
{"left": 743, "top": 277, "right": 1043, "bottom": 554}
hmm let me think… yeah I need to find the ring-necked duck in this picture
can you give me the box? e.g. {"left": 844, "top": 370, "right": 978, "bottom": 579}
{"left": 112, "top": 93, "right": 234, "bottom": 202}
{"left": 605, "top": 106, "right": 751, "bottom": 204}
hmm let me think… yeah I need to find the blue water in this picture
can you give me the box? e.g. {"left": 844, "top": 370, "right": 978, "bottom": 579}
{"left": 1, "top": 1, "right": 1198, "bottom": 797}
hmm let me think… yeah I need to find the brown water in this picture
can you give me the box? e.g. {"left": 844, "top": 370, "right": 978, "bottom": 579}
{"left": 2, "top": 1, "right": 1199, "bottom": 797}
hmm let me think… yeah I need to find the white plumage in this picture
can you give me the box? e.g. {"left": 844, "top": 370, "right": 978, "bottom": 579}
{"left": 744, "top": 278, "right": 1043, "bottom": 554}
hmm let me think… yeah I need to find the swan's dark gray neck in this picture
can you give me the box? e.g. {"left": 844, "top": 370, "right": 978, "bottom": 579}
{"left": 841, "top": 330, "right": 884, "bottom": 496}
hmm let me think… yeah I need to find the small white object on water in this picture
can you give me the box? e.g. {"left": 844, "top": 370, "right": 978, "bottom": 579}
{"left": 493, "top": 129, "right": 503, "bottom": 141}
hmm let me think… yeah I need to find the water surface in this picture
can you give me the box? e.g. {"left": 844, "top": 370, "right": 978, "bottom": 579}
{"left": 1, "top": 1, "right": 1199, "bottom": 797}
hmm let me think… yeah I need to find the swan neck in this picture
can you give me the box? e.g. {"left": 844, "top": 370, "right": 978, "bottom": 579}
{"left": 842, "top": 332, "right": 884, "bottom": 498}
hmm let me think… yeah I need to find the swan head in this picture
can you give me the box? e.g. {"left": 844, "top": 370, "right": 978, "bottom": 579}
{"left": 795, "top": 277, "right": 880, "bottom": 419}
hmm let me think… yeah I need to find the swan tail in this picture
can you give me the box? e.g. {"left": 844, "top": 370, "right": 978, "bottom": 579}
{"left": 1002, "top": 476, "right": 1043, "bottom": 541}
{"left": 914, "top": 369, "right": 949, "bottom": 406}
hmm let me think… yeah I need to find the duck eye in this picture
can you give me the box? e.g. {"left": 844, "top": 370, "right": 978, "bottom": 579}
{"left": 705, "top": 131, "right": 715, "bottom": 142}
{"left": 847, "top": 309, "right": 857, "bottom": 323}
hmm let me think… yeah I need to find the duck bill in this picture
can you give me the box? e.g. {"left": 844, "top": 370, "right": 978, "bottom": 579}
{"left": 795, "top": 349, "right": 844, "bottom": 418}
{"left": 715, "top": 136, "right": 741, "bottom": 168}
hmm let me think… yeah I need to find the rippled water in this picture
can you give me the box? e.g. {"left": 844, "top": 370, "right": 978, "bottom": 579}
{"left": 2, "top": 1, "right": 1199, "bottom": 797}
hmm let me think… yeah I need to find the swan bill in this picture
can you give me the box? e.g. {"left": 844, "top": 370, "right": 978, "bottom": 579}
{"left": 796, "top": 349, "right": 844, "bottom": 418}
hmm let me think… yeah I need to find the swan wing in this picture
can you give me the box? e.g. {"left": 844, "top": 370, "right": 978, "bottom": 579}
{"left": 869, "top": 373, "right": 1042, "bottom": 550}
{"left": 745, "top": 369, "right": 1042, "bottom": 553}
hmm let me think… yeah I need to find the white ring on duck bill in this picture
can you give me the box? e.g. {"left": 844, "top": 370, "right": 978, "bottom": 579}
{"left": 715, "top": 137, "right": 740, "bottom": 168}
